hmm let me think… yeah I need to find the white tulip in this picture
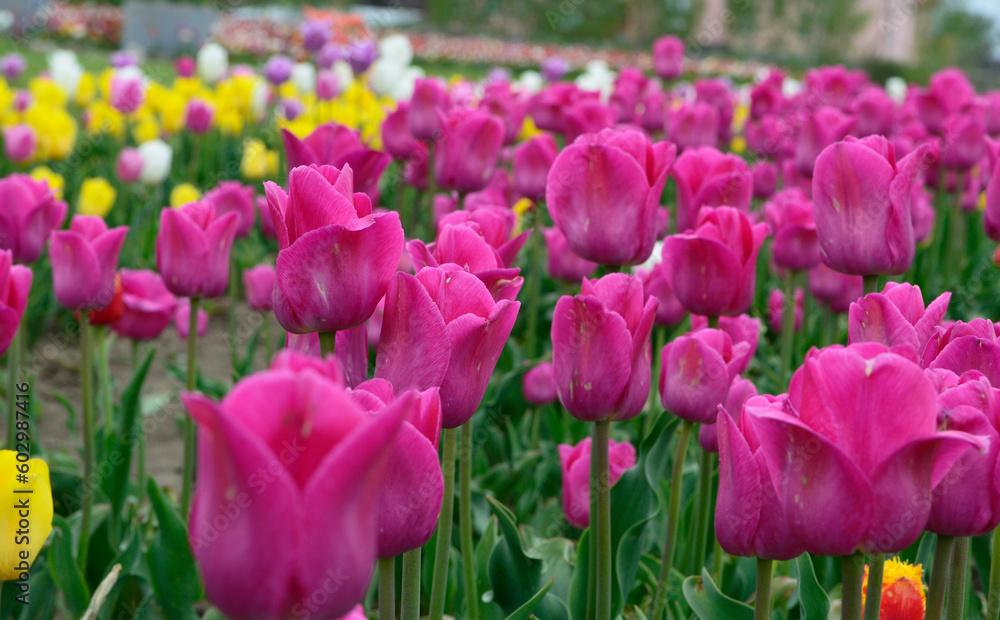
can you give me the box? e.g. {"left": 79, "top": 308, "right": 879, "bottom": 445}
{"left": 885, "top": 76, "right": 908, "bottom": 104}
{"left": 197, "top": 43, "right": 228, "bottom": 84}
{"left": 332, "top": 60, "right": 355, "bottom": 92}
{"left": 47, "top": 50, "right": 83, "bottom": 98}
{"left": 516, "top": 70, "right": 544, "bottom": 94}
{"left": 291, "top": 62, "right": 316, "bottom": 94}
{"left": 378, "top": 34, "right": 414, "bottom": 67}
{"left": 782, "top": 76, "right": 802, "bottom": 98}
{"left": 137, "top": 139, "right": 173, "bottom": 185}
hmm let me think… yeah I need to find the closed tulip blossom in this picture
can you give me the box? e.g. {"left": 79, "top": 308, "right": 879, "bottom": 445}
{"left": 652, "top": 35, "right": 684, "bottom": 80}
{"left": 0, "top": 250, "right": 32, "bottom": 357}
{"left": 409, "top": 78, "right": 449, "bottom": 141}
{"left": 182, "top": 354, "right": 411, "bottom": 619}
{"left": 752, "top": 161, "right": 778, "bottom": 199}
{"left": 243, "top": 264, "right": 275, "bottom": 312}
{"left": 941, "top": 106, "right": 987, "bottom": 170}
{"left": 0, "top": 174, "right": 68, "bottom": 264}
{"left": 157, "top": 201, "right": 240, "bottom": 299}
{"left": 671, "top": 146, "right": 753, "bottom": 234}
{"left": 915, "top": 68, "right": 975, "bottom": 134}
{"left": 204, "top": 181, "right": 256, "bottom": 237}
{"left": 115, "top": 148, "right": 144, "bottom": 183}
{"left": 263, "top": 54, "right": 294, "bottom": 85}
{"left": 50, "top": 215, "right": 128, "bottom": 310}
{"left": 0, "top": 450, "right": 53, "bottom": 581}
{"left": 635, "top": 263, "right": 686, "bottom": 327}
{"left": 551, "top": 273, "right": 658, "bottom": 422}
{"left": 185, "top": 98, "right": 215, "bottom": 134}
{"left": 848, "top": 282, "right": 950, "bottom": 361}
{"left": 749, "top": 345, "right": 986, "bottom": 555}
{"left": 809, "top": 262, "right": 864, "bottom": 313}
{"left": 922, "top": 319, "right": 1000, "bottom": 386}
{"left": 668, "top": 102, "right": 720, "bottom": 151}
{"left": 691, "top": 313, "right": 761, "bottom": 375}
{"left": 698, "top": 375, "right": 758, "bottom": 453}
{"left": 659, "top": 328, "right": 747, "bottom": 424}
{"left": 111, "top": 269, "right": 177, "bottom": 341}
{"left": 265, "top": 164, "right": 403, "bottom": 334}
{"left": 523, "top": 361, "right": 558, "bottom": 405}
{"left": 433, "top": 107, "right": 505, "bottom": 194}
{"left": 764, "top": 188, "right": 820, "bottom": 272}
{"left": 767, "top": 288, "right": 804, "bottom": 335}
{"left": 174, "top": 299, "right": 210, "bottom": 339}
{"left": 513, "top": 132, "right": 558, "bottom": 201}
{"left": 543, "top": 227, "right": 597, "bottom": 282}
{"left": 3, "top": 124, "right": 37, "bottom": 163}
{"left": 381, "top": 102, "right": 420, "bottom": 161}
{"left": 663, "top": 207, "right": 768, "bottom": 318}
{"left": 109, "top": 68, "right": 145, "bottom": 114}
{"left": 795, "top": 107, "right": 856, "bottom": 177}
{"left": 282, "top": 123, "right": 391, "bottom": 203}
{"left": 559, "top": 437, "right": 636, "bottom": 528}
{"left": 436, "top": 206, "right": 529, "bottom": 267}
{"left": 813, "top": 136, "right": 929, "bottom": 276}
{"left": 716, "top": 394, "right": 804, "bottom": 560}
{"left": 547, "top": 128, "right": 675, "bottom": 266}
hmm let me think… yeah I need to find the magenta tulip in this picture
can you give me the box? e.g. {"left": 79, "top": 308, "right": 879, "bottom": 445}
{"left": 803, "top": 65, "right": 865, "bottom": 111}
{"left": 635, "top": 263, "right": 686, "bottom": 327}
{"left": 204, "top": 181, "right": 256, "bottom": 237}
{"left": 266, "top": 164, "right": 403, "bottom": 334}
{"left": 243, "top": 264, "right": 275, "bottom": 312}
{"left": 174, "top": 299, "right": 209, "bottom": 339}
{"left": 50, "top": 215, "right": 128, "bottom": 310}
{"left": 750, "top": 71, "right": 786, "bottom": 120}
{"left": 512, "top": 132, "right": 558, "bottom": 201}
{"left": 652, "top": 35, "right": 684, "bottom": 80}
{"left": 256, "top": 195, "right": 276, "bottom": 238}
{"left": 698, "top": 375, "right": 758, "bottom": 453}
{"left": 752, "top": 160, "right": 778, "bottom": 199}
{"left": 659, "top": 328, "right": 747, "bottom": 424}
{"left": 434, "top": 107, "right": 505, "bottom": 194}
{"left": 915, "top": 68, "right": 975, "bottom": 134}
{"left": 809, "top": 262, "right": 863, "bottom": 313}
{"left": 3, "top": 125, "right": 37, "bottom": 163}
{"left": 764, "top": 188, "right": 819, "bottom": 272}
{"left": 282, "top": 123, "right": 391, "bottom": 203}
{"left": 543, "top": 227, "right": 597, "bottom": 283}
{"left": 668, "top": 102, "right": 720, "bottom": 152}
{"left": 0, "top": 250, "right": 32, "bottom": 357}
{"left": 547, "top": 128, "right": 675, "bottom": 266}
{"left": 185, "top": 98, "right": 214, "bottom": 134}
{"left": 183, "top": 354, "right": 411, "bottom": 619}
{"left": 559, "top": 437, "right": 636, "bottom": 528}
{"left": 436, "top": 207, "right": 528, "bottom": 267}
{"left": 409, "top": 78, "right": 449, "bottom": 141}
{"left": 523, "top": 362, "right": 557, "bottom": 405}
{"left": 690, "top": 314, "right": 761, "bottom": 375}
{"left": 671, "top": 146, "right": 753, "bottom": 234}
{"left": 848, "top": 282, "right": 949, "bottom": 362}
{"left": 109, "top": 70, "right": 145, "bottom": 114}
{"left": 0, "top": 173, "right": 68, "bottom": 263}
{"left": 663, "top": 207, "right": 768, "bottom": 318}
{"left": 812, "top": 136, "right": 928, "bottom": 276}
{"left": 111, "top": 269, "right": 177, "bottom": 341}
{"left": 551, "top": 273, "right": 657, "bottom": 422}
{"left": 941, "top": 105, "right": 987, "bottom": 170}
{"left": 750, "top": 345, "right": 984, "bottom": 555}
{"left": 795, "top": 107, "right": 856, "bottom": 177}
{"left": 923, "top": 319, "right": 1000, "bottom": 386}
{"left": 116, "top": 148, "right": 144, "bottom": 183}
{"left": 767, "top": 288, "right": 804, "bottom": 335}
{"left": 381, "top": 102, "right": 420, "bottom": 161}
{"left": 562, "top": 100, "right": 617, "bottom": 144}
{"left": 157, "top": 201, "right": 239, "bottom": 299}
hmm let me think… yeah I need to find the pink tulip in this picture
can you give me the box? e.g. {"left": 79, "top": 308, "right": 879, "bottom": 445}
{"left": 923, "top": 319, "right": 1000, "bottom": 386}
{"left": 663, "top": 207, "right": 768, "bottom": 318}
{"left": 480, "top": 81, "right": 529, "bottom": 146}
{"left": 848, "top": 282, "right": 950, "bottom": 362}
{"left": 543, "top": 227, "right": 597, "bottom": 283}
{"left": 812, "top": 136, "right": 928, "bottom": 276}
{"left": 911, "top": 181, "right": 934, "bottom": 243}
{"left": 409, "top": 78, "right": 449, "bottom": 141}
{"left": 749, "top": 345, "right": 985, "bottom": 555}
{"left": 941, "top": 106, "right": 987, "bottom": 170}
{"left": 0, "top": 250, "right": 32, "bottom": 357}
{"left": 111, "top": 269, "right": 177, "bottom": 341}
{"left": 174, "top": 298, "right": 209, "bottom": 339}
{"left": 547, "top": 128, "right": 675, "bottom": 266}
{"left": 750, "top": 71, "right": 786, "bottom": 120}
{"left": 523, "top": 362, "right": 557, "bottom": 405}
{"left": 752, "top": 161, "right": 778, "bottom": 199}
{"left": 851, "top": 86, "right": 896, "bottom": 137}
{"left": 745, "top": 115, "right": 793, "bottom": 159}
{"left": 266, "top": 164, "right": 403, "bottom": 334}
{"left": 671, "top": 146, "right": 753, "bottom": 234}
{"left": 690, "top": 314, "right": 761, "bottom": 375}
{"left": 436, "top": 206, "right": 528, "bottom": 267}
{"left": 635, "top": 263, "right": 686, "bottom": 327}
{"left": 695, "top": 79, "right": 735, "bottom": 145}
{"left": 317, "top": 69, "right": 340, "bottom": 100}
{"left": 50, "top": 215, "right": 128, "bottom": 310}
{"left": 659, "top": 328, "right": 747, "bottom": 423}
{"left": 381, "top": 102, "right": 420, "bottom": 161}
{"left": 116, "top": 148, "right": 144, "bottom": 183}
{"left": 915, "top": 68, "right": 975, "bottom": 134}
{"left": 562, "top": 99, "right": 617, "bottom": 144}
{"left": 652, "top": 35, "right": 684, "bottom": 80}
{"left": 764, "top": 188, "right": 819, "bottom": 272}
{"left": 698, "top": 375, "right": 758, "bottom": 453}
{"left": 795, "top": 107, "right": 855, "bottom": 177}
{"left": 512, "top": 132, "right": 558, "bottom": 201}
{"left": 110, "top": 70, "right": 145, "bottom": 114}
{"left": 0, "top": 174, "right": 68, "bottom": 263}
{"left": 559, "top": 438, "right": 636, "bottom": 528}
{"left": 803, "top": 65, "right": 865, "bottom": 111}
{"left": 157, "top": 201, "right": 239, "bottom": 299}
{"left": 640, "top": 87, "right": 669, "bottom": 134}
{"left": 808, "top": 262, "right": 863, "bottom": 313}
{"left": 434, "top": 107, "right": 505, "bottom": 194}
{"left": 256, "top": 195, "right": 276, "bottom": 238}
{"left": 183, "top": 354, "right": 410, "bottom": 619}
{"left": 767, "top": 288, "right": 804, "bottom": 335}
{"left": 243, "top": 264, "right": 275, "bottom": 312}
{"left": 335, "top": 606, "right": 368, "bottom": 620}
{"left": 204, "top": 181, "right": 256, "bottom": 237}
{"left": 185, "top": 98, "right": 215, "bottom": 134}
{"left": 3, "top": 124, "right": 37, "bottom": 163}
{"left": 551, "top": 273, "right": 657, "bottom": 422}
{"left": 351, "top": 381, "right": 444, "bottom": 558}
{"left": 282, "top": 123, "right": 391, "bottom": 203}
{"left": 668, "top": 102, "right": 720, "bottom": 151}
{"left": 283, "top": 327, "right": 371, "bottom": 388}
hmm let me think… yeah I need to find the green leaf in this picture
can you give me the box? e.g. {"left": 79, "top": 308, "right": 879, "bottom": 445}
{"left": 567, "top": 528, "right": 590, "bottom": 620}
{"left": 505, "top": 577, "right": 555, "bottom": 620}
{"left": 145, "top": 479, "right": 202, "bottom": 620}
{"left": 16, "top": 556, "right": 57, "bottom": 620}
{"left": 796, "top": 553, "right": 831, "bottom": 620}
{"left": 682, "top": 569, "right": 754, "bottom": 620}
{"left": 47, "top": 516, "right": 90, "bottom": 617}
{"left": 487, "top": 496, "right": 542, "bottom": 615}
{"left": 101, "top": 349, "right": 154, "bottom": 522}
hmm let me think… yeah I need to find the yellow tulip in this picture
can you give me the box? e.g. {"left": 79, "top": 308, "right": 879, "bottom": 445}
{"left": 77, "top": 178, "right": 117, "bottom": 218}
{"left": 85, "top": 101, "right": 125, "bottom": 138}
{"left": 216, "top": 107, "right": 244, "bottom": 136}
{"left": 730, "top": 135, "right": 747, "bottom": 156}
{"left": 0, "top": 450, "right": 54, "bottom": 583}
{"left": 173, "top": 77, "right": 204, "bottom": 99}
{"left": 29, "top": 107, "right": 77, "bottom": 160}
{"left": 75, "top": 72, "right": 96, "bottom": 107}
{"left": 98, "top": 68, "right": 114, "bottom": 102}
{"left": 240, "top": 139, "right": 278, "bottom": 180}
{"left": 132, "top": 114, "right": 160, "bottom": 144}
{"left": 518, "top": 116, "right": 541, "bottom": 142}
{"left": 29, "top": 167, "right": 64, "bottom": 199}
{"left": 170, "top": 183, "right": 202, "bottom": 208}
{"left": 159, "top": 91, "right": 186, "bottom": 133}
{"left": 28, "top": 77, "right": 67, "bottom": 109}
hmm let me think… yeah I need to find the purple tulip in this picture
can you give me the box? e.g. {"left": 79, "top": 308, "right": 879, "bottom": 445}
{"left": 543, "top": 227, "right": 597, "bottom": 283}
{"left": 204, "top": 181, "right": 255, "bottom": 238}
{"left": 812, "top": 136, "right": 928, "bottom": 276}
{"left": 541, "top": 56, "right": 570, "bottom": 82}
{"left": 50, "top": 215, "right": 128, "bottom": 310}
{"left": 547, "top": 128, "right": 675, "bottom": 266}
{"left": 809, "top": 262, "right": 863, "bottom": 313}
{"left": 663, "top": 207, "right": 768, "bottom": 318}
{"left": 301, "top": 20, "right": 329, "bottom": 53}
{"left": 652, "top": 36, "right": 684, "bottom": 80}
{"left": 750, "top": 345, "right": 985, "bottom": 555}
{"left": 157, "top": 201, "right": 239, "bottom": 299}
{"left": 409, "top": 78, "right": 448, "bottom": 141}
{"left": 0, "top": 53, "right": 26, "bottom": 81}
{"left": 243, "top": 264, "right": 275, "bottom": 312}
{"left": 0, "top": 174, "right": 68, "bottom": 264}
{"left": 659, "top": 328, "right": 747, "bottom": 424}
{"left": 434, "top": 107, "right": 505, "bottom": 194}
{"left": 282, "top": 122, "right": 391, "bottom": 205}
{"left": 0, "top": 250, "right": 32, "bottom": 357}
{"left": 263, "top": 54, "right": 294, "bottom": 85}
{"left": 551, "top": 273, "right": 657, "bottom": 422}
{"left": 346, "top": 39, "right": 377, "bottom": 74}
{"left": 111, "top": 269, "right": 177, "bottom": 341}
{"left": 848, "top": 282, "right": 950, "bottom": 362}
{"left": 764, "top": 188, "right": 819, "bottom": 272}
{"left": 512, "top": 132, "right": 558, "bottom": 201}
{"left": 266, "top": 165, "right": 402, "bottom": 334}
{"left": 671, "top": 146, "right": 753, "bottom": 234}
{"left": 523, "top": 362, "right": 557, "bottom": 405}
{"left": 559, "top": 438, "right": 636, "bottom": 528}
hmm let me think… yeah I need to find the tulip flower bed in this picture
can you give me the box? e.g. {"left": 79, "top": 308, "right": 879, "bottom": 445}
{"left": 5, "top": 27, "right": 1000, "bottom": 620}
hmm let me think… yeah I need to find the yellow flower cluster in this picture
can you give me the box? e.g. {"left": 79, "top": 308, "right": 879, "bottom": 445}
{"left": 278, "top": 79, "right": 391, "bottom": 150}
{"left": 0, "top": 77, "right": 77, "bottom": 161}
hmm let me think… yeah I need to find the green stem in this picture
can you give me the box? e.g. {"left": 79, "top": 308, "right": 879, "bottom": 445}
{"left": 651, "top": 420, "right": 694, "bottom": 620}
{"left": 525, "top": 222, "right": 542, "bottom": 359}
{"left": 428, "top": 427, "right": 458, "bottom": 620}
{"left": 319, "top": 331, "right": 337, "bottom": 358}
{"left": 528, "top": 405, "right": 542, "bottom": 452}
{"left": 98, "top": 327, "right": 114, "bottom": 435}
{"left": 862, "top": 275, "right": 880, "bottom": 296}
{"left": 594, "top": 419, "right": 612, "bottom": 620}
{"left": 754, "top": 558, "right": 773, "bottom": 620}
{"left": 779, "top": 271, "right": 797, "bottom": 384}
{"left": 862, "top": 553, "right": 885, "bottom": 620}
{"left": 460, "top": 422, "right": 478, "bottom": 619}
{"left": 181, "top": 297, "right": 200, "bottom": 517}
{"left": 824, "top": 307, "right": 838, "bottom": 347}
{"left": 946, "top": 174, "right": 966, "bottom": 290}
{"left": 713, "top": 538, "right": 724, "bottom": 583}
{"left": 400, "top": 548, "right": 421, "bottom": 620}
{"left": 688, "top": 446, "right": 714, "bottom": 573}
{"left": 927, "top": 535, "right": 955, "bottom": 620}
{"left": 7, "top": 324, "right": 20, "bottom": 449}
{"left": 946, "top": 538, "right": 969, "bottom": 620}
{"left": 229, "top": 258, "right": 239, "bottom": 374}
{"left": 707, "top": 315, "right": 720, "bottom": 329}
{"left": 78, "top": 319, "right": 94, "bottom": 570}
{"left": 989, "top": 527, "right": 1000, "bottom": 620}
{"left": 132, "top": 341, "right": 146, "bottom": 507}
{"left": 586, "top": 427, "right": 597, "bottom": 620}
{"left": 408, "top": 189, "right": 424, "bottom": 241}
{"left": 379, "top": 556, "right": 396, "bottom": 620}
{"left": 842, "top": 553, "right": 865, "bottom": 620}
{"left": 264, "top": 313, "right": 273, "bottom": 364}
{"left": 426, "top": 144, "right": 438, "bottom": 236}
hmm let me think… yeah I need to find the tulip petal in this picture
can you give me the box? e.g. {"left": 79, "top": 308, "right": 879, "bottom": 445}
{"left": 376, "top": 422, "right": 444, "bottom": 557}
{"left": 156, "top": 208, "right": 210, "bottom": 297}
{"left": 50, "top": 231, "right": 99, "bottom": 309}
{"left": 715, "top": 407, "right": 762, "bottom": 558}
{"left": 336, "top": 323, "right": 369, "bottom": 387}
{"left": 281, "top": 127, "right": 320, "bottom": 169}
{"left": 848, "top": 294, "right": 920, "bottom": 356}
{"left": 375, "top": 272, "right": 450, "bottom": 392}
